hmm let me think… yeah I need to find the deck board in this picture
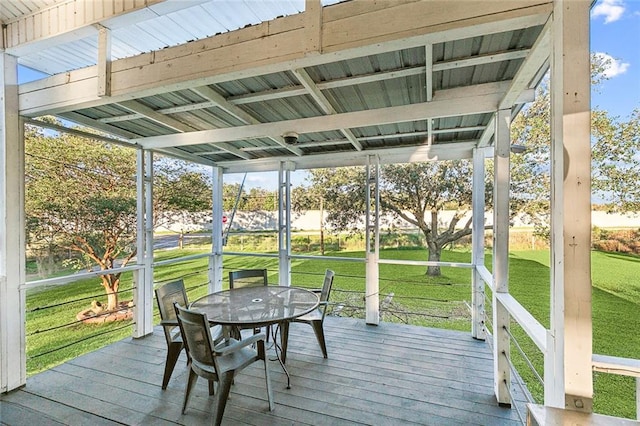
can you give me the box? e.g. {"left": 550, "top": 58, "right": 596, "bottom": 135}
{"left": 1, "top": 317, "right": 529, "bottom": 425}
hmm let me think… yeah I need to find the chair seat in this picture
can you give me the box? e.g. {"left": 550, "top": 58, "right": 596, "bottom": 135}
{"left": 216, "top": 344, "right": 261, "bottom": 373}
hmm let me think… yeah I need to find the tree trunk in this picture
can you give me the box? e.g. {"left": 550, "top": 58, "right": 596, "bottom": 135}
{"left": 106, "top": 286, "right": 119, "bottom": 311}
{"left": 101, "top": 274, "right": 120, "bottom": 311}
{"left": 426, "top": 247, "right": 442, "bottom": 276}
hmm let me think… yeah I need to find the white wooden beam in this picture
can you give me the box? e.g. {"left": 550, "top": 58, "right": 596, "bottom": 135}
{"left": 425, "top": 44, "right": 433, "bottom": 102}
{"left": 97, "top": 25, "right": 112, "bottom": 97}
{"left": 0, "top": 53, "right": 26, "bottom": 393}
{"left": 61, "top": 111, "right": 142, "bottom": 140}
{"left": 191, "top": 85, "right": 303, "bottom": 156}
{"left": 292, "top": 67, "right": 363, "bottom": 151}
{"left": 492, "top": 108, "right": 511, "bottom": 406}
{"left": 119, "top": 99, "right": 253, "bottom": 160}
{"left": 152, "top": 147, "right": 218, "bottom": 167}
{"left": 23, "top": 118, "right": 133, "bottom": 147}
{"left": 499, "top": 18, "right": 551, "bottom": 110}
{"left": 136, "top": 82, "right": 508, "bottom": 150}
{"left": 191, "top": 85, "right": 260, "bottom": 126}
{"left": 304, "top": 0, "right": 322, "bottom": 55}
{"left": 549, "top": 0, "right": 593, "bottom": 413}
{"left": 323, "top": 1, "right": 551, "bottom": 53}
{"left": 433, "top": 49, "right": 530, "bottom": 72}
{"left": 219, "top": 140, "right": 478, "bottom": 176}
{"left": 118, "top": 100, "right": 195, "bottom": 133}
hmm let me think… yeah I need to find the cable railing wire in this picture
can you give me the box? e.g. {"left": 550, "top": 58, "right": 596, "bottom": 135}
{"left": 503, "top": 325, "right": 544, "bottom": 386}
{"left": 28, "top": 321, "right": 134, "bottom": 359}
{"left": 504, "top": 350, "right": 536, "bottom": 425}
{"left": 27, "top": 286, "right": 136, "bottom": 313}
{"left": 28, "top": 302, "right": 137, "bottom": 336}
{"left": 505, "top": 351, "right": 536, "bottom": 406}
{"left": 379, "top": 275, "right": 467, "bottom": 287}
{"left": 503, "top": 365, "right": 527, "bottom": 426}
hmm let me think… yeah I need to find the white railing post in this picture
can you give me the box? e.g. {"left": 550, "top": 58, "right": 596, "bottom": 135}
{"left": 471, "top": 147, "right": 487, "bottom": 340}
{"left": 278, "top": 162, "right": 292, "bottom": 287}
{"left": 133, "top": 149, "right": 154, "bottom": 337}
{"left": 492, "top": 108, "right": 511, "bottom": 406}
{"left": 210, "top": 166, "right": 224, "bottom": 293}
{"left": 365, "top": 155, "right": 380, "bottom": 325}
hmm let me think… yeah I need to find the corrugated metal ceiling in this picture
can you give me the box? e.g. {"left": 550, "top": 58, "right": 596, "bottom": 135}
{"left": 7, "top": 0, "right": 552, "bottom": 172}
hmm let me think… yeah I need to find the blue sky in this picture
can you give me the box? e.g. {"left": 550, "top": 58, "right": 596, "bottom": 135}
{"left": 590, "top": 0, "right": 640, "bottom": 118}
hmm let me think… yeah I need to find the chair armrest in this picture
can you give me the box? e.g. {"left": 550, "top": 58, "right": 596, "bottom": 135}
{"left": 214, "top": 332, "right": 266, "bottom": 356}
{"left": 160, "top": 319, "right": 178, "bottom": 327}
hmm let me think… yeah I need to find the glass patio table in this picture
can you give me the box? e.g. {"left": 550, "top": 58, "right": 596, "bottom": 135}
{"left": 189, "top": 286, "right": 319, "bottom": 388}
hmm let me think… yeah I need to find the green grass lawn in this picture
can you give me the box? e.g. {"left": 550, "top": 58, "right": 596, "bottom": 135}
{"left": 25, "top": 247, "right": 640, "bottom": 419}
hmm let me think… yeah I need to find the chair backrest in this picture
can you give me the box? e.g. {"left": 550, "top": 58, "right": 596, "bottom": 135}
{"left": 319, "top": 269, "right": 335, "bottom": 304}
{"left": 174, "top": 303, "right": 219, "bottom": 374}
{"left": 155, "top": 280, "right": 188, "bottom": 343}
{"left": 229, "top": 269, "right": 268, "bottom": 289}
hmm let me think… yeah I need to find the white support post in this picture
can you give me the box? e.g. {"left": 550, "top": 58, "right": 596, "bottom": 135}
{"left": 492, "top": 108, "right": 511, "bottom": 406}
{"left": 549, "top": 0, "right": 593, "bottom": 412}
{"left": 210, "top": 167, "right": 224, "bottom": 293}
{"left": 0, "top": 53, "right": 26, "bottom": 392}
{"left": 145, "top": 150, "right": 154, "bottom": 300}
{"left": 365, "top": 155, "right": 380, "bottom": 325}
{"left": 133, "top": 149, "right": 154, "bottom": 338}
{"left": 471, "top": 147, "right": 486, "bottom": 340}
{"left": 278, "top": 162, "right": 293, "bottom": 287}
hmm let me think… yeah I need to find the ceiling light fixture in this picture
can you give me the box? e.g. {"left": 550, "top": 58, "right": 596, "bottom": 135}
{"left": 282, "top": 131, "right": 299, "bottom": 145}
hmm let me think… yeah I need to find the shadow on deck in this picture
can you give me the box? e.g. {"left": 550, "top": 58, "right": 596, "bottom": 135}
{"left": 0, "top": 316, "right": 529, "bottom": 425}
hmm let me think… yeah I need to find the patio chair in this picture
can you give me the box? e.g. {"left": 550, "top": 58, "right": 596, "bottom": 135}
{"left": 229, "top": 268, "right": 269, "bottom": 289}
{"left": 229, "top": 268, "right": 269, "bottom": 338}
{"left": 174, "top": 303, "right": 274, "bottom": 425}
{"left": 290, "top": 269, "right": 335, "bottom": 359}
{"left": 155, "top": 279, "right": 189, "bottom": 390}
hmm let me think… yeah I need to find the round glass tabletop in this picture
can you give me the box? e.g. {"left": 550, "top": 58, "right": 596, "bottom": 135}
{"left": 190, "top": 286, "right": 319, "bottom": 327}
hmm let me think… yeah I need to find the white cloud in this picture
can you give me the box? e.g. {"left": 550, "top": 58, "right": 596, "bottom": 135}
{"left": 591, "top": 0, "right": 626, "bottom": 23}
{"left": 594, "top": 52, "right": 630, "bottom": 77}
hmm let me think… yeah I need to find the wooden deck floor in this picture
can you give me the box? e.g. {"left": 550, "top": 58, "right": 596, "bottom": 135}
{"left": 1, "top": 317, "right": 529, "bottom": 425}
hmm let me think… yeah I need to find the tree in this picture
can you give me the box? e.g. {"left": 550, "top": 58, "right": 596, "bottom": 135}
{"left": 154, "top": 158, "right": 213, "bottom": 248}
{"left": 592, "top": 108, "right": 640, "bottom": 212}
{"left": 510, "top": 53, "right": 640, "bottom": 237}
{"left": 26, "top": 126, "right": 216, "bottom": 310}
{"left": 302, "top": 163, "right": 490, "bottom": 276}
{"left": 382, "top": 162, "right": 489, "bottom": 275}
{"left": 154, "top": 158, "right": 212, "bottom": 214}
{"left": 26, "top": 126, "right": 138, "bottom": 311}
